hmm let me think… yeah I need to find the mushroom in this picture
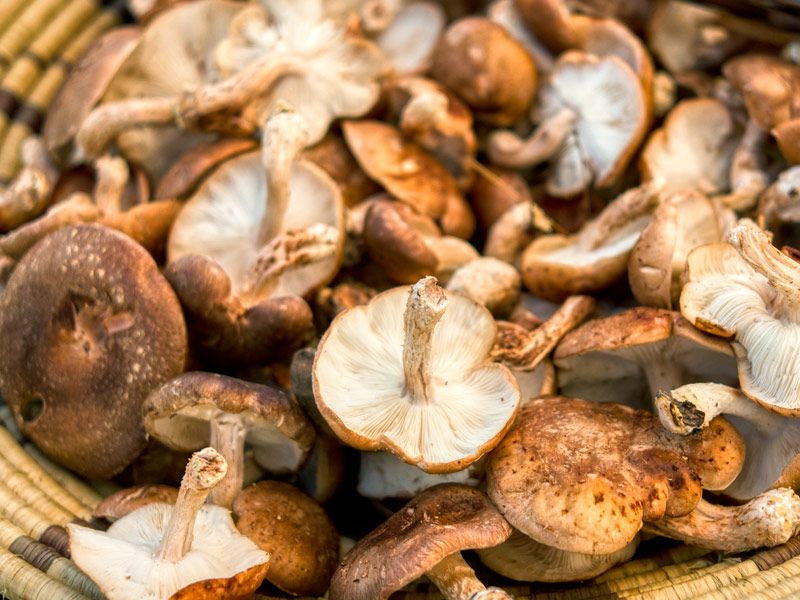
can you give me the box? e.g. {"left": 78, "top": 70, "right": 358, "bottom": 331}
{"left": 487, "top": 397, "right": 745, "bottom": 556}
{"left": 656, "top": 383, "right": 800, "bottom": 501}
{"left": 477, "top": 528, "right": 639, "bottom": 582}
{"left": 314, "top": 276, "right": 520, "bottom": 473}
{"left": 640, "top": 98, "right": 738, "bottom": 195}
{"left": 554, "top": 307, "right": 739, "bottom": 409}
{"left": 514, "top": 0, "right": 575, "bottom": 53}
{"left": 646, "top": 488, "right": 800, "bottom": 553}
{"left": 329, "top": 484, "right": 513, "bottom": 600}
{"left": 372, "top": 1, "right": 446, "bottom": 75}
{"left": 488, "top": 51, "right": 647, "bottom": 197}
{"left": 93, "top": 484, "right": 179, "bottom": 522}
{"left": 487, "top": 0, "right": 555, "bottom": 75}
{"left": 143, "top": 371, "right": 315, "bottom": 508}
{"left": 302, "top": 134, "right": 380, "bottom": 208}
{"left": 681, "top": 219, "right": 800, "bottom": 414}
{"left": 0, "top": 224, "right": 187, "bottom": 479}
{"left": 445, "top": 257, "right": 521, "bottom": 317}
{"left": 233, "top": 481, "right": 339, "bottom": 596}
{"left": 430, "top": 17, "right": 537, "bottom": 126}
{"left": 628, "top": 190, "right": 736, "bottom": 309}
{"left": 520, "top": 181, "right": 662, "bottom": 301}
{"left": 0, "top": 137, "right": 59, "bottom": 232}
{"left": 68, "top": 448, "right": 269, "bottom": 600}
{"left": 758, "top": 166, "right": 800, "bottom": 249}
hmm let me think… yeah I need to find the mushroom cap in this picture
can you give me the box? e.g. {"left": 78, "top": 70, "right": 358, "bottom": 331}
{"left": 375, "top": 1, "right": 446, "bottom": 75}
{"left": 342, "top": 120, "right": 459, "bottom": 219}
{"left": 94, "top": 484, "right": 179, "bottom": 522}
{"left": 640, "top": 98, "right": 737, "bottom": 195}
{"left": 430, "top": 17, "right": 537, "bottom": 125}
{"left": 680, "top": 225, "right": 800, "bottom": 415}
{"left": 0, "top": 224, "right": 187, "bottom": 478}
{"left": 446, "top": 257, "right": 521, "bottom": 316}
{"left": 167, "top": 150, "right": 345, "bottom": 300}
{"left": 486, "top": 396, "right": 745, "bottom": 554}
{"left": 233, "top": 481, "right": 339, "bottom": 596}
{"left": 554, "top": 307, "right": 738, "bottom": 408}
{"left": 313, "top": 284, "right": 520, "bottom": 473}
{"left": 514, "top": 0, "right": 575, "bottom": 52}
{"left": 329, "top": 484, "right": 512, "bottom": 600}
{"left": 303, "top": 133, "right": 380, "bottom": 208}
{"left": 723, "top": 54, "right": 800, "bottom": 130}
{"left": 43, "top": 27, "right": 141, "bottom": 160}
{"left": 539, "top": 51, "right": 647, "bottom": 193}
{"left": 69, "top": 503, "right": 268, "bottom": 600}
{"left": 477, "top": 528, "right": 639, "bottom": 582}
{"left": 143, "top": 372, "right": 315, "bottom": 474}
{"left": 773, "top": 118, "right": 800, "bottom": 165}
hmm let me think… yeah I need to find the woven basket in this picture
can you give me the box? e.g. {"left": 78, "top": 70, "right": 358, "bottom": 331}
{"left": 0, "top": 3, "right": 799, "bottom": 599}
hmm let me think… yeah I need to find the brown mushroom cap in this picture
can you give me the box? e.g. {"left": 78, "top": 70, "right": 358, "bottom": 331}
{"left": 143, "top": 371, "right": 315, "bottom": 475}
{"left": 0, "top": 223, "right": 187, "bottom": 478}
{"left": 554, "top": 307, "right": 738, "bottom": 408}
{"left": 430, "top": 17, "right": 537, "bottom": 125}
{"left": 329, "top": 484, "right": 512, "bottom": 600}
{"left": 487, "top": 396, "right": 745, "bottom": 555}
{"left": 515, "top": 0, "right": 575, "bottom": 52}
{"left": 303, "top": 133, "right": 380, "bottom": 208}
{"left": 93, "top": 484, "right": 179, "bottom": 522}
{"left": 233, "top": 481, "right": 339, "bottom": 596}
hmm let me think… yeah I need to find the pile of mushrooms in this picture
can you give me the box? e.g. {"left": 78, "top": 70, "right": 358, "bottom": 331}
{"left": 3, "top": 0, "right": 800, "bottom": 598}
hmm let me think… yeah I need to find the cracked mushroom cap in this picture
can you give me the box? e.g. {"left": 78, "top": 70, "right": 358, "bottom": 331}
{"left": 329, "top": 484, "right": 512, "bottom": 600}
{"left": 233, "top": 481, "right": 339, "bottom": 596}
{"left": 0, "top": 224, "right": 187, "bottom": 479}
{"left": 680, "top": 220, "right": 800, "bottom": 415}
{"left": 143, "top": 372, "right": 315, "bottom": 475}
{"left": 554, "top": 307, "right": 738, "bottom": 409}
{"left": 487, "top": 396, "right": 745, "bottom": 555}
{"left": 640, "top": 98, "right": 738, "bottom": 195}
{"left": 313, "top": 278, "right": 520, "bottom": 473}
{"left": 168, "top": 150, "right": 345, "bottom": 301}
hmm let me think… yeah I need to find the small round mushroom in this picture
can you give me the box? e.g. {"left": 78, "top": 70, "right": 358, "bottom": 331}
{"left": 487, "top": 396, "right": 745, "bottom": 555}
{"left": 628, "top": 190, "right": 736, "bottom": 309}
{"left": 329, "top": 484, "right": 513, "bottom": 600}
{"left": 0, "top": 224, "right": 187, "bottom": 479}
{"left": 554, "top": 307, "right": 739, "bottom": 409}
{"left": 430, "top": 17, "right": 537, "bottom": 126}
{"left": 233, "top": 481, "right": 339, "bottom": 596}
{"left": 656, "top": 383, "right": 800, "bottom": 501}
{"left": 445, "top": 257, "right": 521, "bottom": 316}
{"left": 143, "top": 372, "right": 315, "bottom": 508}
{"left": 314, "top": 276, "right": 520, "bottom": 473}
{"left": 68, "top": 448, "right": 269, "bottom": 600}
{"left": 681, "top": 219, "right": 800, "bottom": 414}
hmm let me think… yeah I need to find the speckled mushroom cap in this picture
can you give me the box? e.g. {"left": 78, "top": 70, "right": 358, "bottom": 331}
{"left": 233, "top": 481, "right": 339, "bottom": 596}
{"left": 486, "top": 397, "right": 745, "bottom": 554}
{"left": 329, "top": 484, "right": 512, "bottom": 600}
{"left": 0, "top": 223, "right": 187, "bottom": 479}
{"left": 143, "top": 372, "right": 315, "bottom": 474}
{"left": 554, "top": 307, "right": 738, "bottom": 409}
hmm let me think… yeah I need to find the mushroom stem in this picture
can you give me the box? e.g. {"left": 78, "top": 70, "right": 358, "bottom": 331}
{"left": 426, "top": 553, "right": 511, "bottom": 600}
{"left": 208, "top": 414, "right": 248, "bottom": 509}
{"left": 578, "top": 180, "right": 662, "bottom": 250}
{"left": 403, "top": 277, "right": 448, "bottom": 405}
{"left": 487, "top": 108, "right": 577, "bottom": 168}
{"left": 720, "top": 119, "right": 769, "bottom": 211}
{"left": 156, "top": 448, "right": 227, "bottom": 562}
{"left": 642, "top": 359, "right": 684, "bottom": 399}
{"left": 644, "top": 488, "right": 800, "bottom": 553}
{"left": 92, "top": 156, "right": 129, "bottom": 217}
{"left": 484, "top": 202, "right": 535, "bottom": 264}
{"left": 257, "top": 107, "right": 310, "bottom": 246}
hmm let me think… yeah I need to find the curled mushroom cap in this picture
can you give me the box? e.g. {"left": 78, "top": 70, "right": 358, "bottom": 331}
{"left": 656, "top": 383, "right": 800, "bottom": 501}
{"left": 487, "top": 397, "right": 745, "bottom": 555}
{"left": 554, "top": 307, "right": 738, "bottom": 409}
{"left": 233, "top": 481, "right": 339, "bottom": 596}
{"left": 314, "top": 277, "right": 520, "bottom": 473}
{"left": 329, "top": 484, "right": 512, "bottom": 600}
{"left": 430, "top": 17, "right": 537, "bottom": 126}
{"left": 681, "top": 220, "right": 800, "bottom": 414}
{"left": 0, "top": 224, "right": 187, "bottom": 478}
{"left": 94, "top": 484, "right": 179, "bottom": 522}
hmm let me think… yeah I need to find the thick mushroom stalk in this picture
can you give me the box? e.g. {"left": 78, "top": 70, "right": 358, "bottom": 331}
{"left": 720, "top": 120, "right": 769, "bottom": 211}
{"left": 427, "top": 553, "right": 511, "bottom": 600}
{"left": 207, "top": 414, "right": 247, "bottom": 509}
{"left": 157, "top": 448, "right": 228, "bottom": 562}
{"left": 403, "top": 277, "right": 448, "bottom": 405}
{"left": 487, "top": 108, "right": 577, "bottom": 168}
{"left": 645, "top": 488, "right": 800, "bottom": 553}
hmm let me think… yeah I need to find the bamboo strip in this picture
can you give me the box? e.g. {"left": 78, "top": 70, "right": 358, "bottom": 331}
{"left": 24, "top": 445, "right": 102, "bottom": 510}
{"left": 0, "top": 0, "right": 31, "bottom": 37}
{"left": 615, "top": 560, "right": 741, "bottom": 597}
{"left": 0, "top": 547, "right": 89, "bottom": 600}
{"left": 690, "top": 555, "right": 800, "bottom": 600}
{"left": 0, "top": 479, "right": 73, "bottom": 526}
{"left": 596, "top": 546, "right": 714, "bottom": 582}
{"left": 0, "top": 0, "right": 71, "bottom": 72}
{"left": 0, "top": 485, "right": 54, "bottom": 540}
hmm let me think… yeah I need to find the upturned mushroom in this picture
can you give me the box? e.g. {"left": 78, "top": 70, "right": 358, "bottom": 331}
{"left": 69, "top": 448, "right": 269, "bottom": 600}
{"left": 488, "top": 51, "right": 647, "bottom": 197}
{"left": 329, "top": 484, "right": 513, "bottom": 600}
{"left": 143, "top": 371, "right": 315, "bottom": 508}
{"left": 554, "top": 307, "right": 738, "bottom": 409}
{"left": 681, "top": 219, "right": 800, "bottom": 414}
{"left": 314, "top": 276, "right": 520, "bottom": 473}
{"left": 487, "top": 397, "right": 745, "bottom": 556}
{"left": 0, "top": 224, "right": 187, "bottom": 478}
{"left": 656, "top": 383, "right": 800, "bottom": 501}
